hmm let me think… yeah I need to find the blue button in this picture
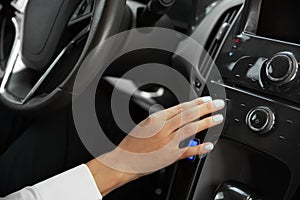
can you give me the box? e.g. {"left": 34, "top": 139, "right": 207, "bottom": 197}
{"left": 187, "top": 139, "right": 200, "bottom": 161}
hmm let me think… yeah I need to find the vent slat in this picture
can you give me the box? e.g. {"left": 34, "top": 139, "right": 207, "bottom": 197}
{"left": 199, "top": 6, "right": 241, "bottom": 81}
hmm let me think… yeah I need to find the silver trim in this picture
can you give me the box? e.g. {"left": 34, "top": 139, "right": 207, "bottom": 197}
{"left": 22, "top": 26, "right": 90, "bottom": 103}
{"left": 265, "top": 52, "right": 298, "bottom": 85}
{"left": 211, "top": 80, "right": 300, "bottom": 112}
{"left": 216, "top": 22, "right": 230, "bottom": 41}
{"left": 104, "top": 76, "right": 165, "bottom": 99}
{"left": 139, "top": 88, "right": 164, "bottom": 99}
{"left": 0, "top": 17, "right": 20, "bottom": 93}
{"left": 246, "top": 106, "right": 275, "bottom": 133}
{"left": 0, "top": 10, "right": 90, "bottom": 104}
{"left": 22, "top": 45, "right": 71, "bottom": 103}
{"left": 104, "top": 76, "right": 167, "bottom": 113}
{"left": 266, "top": 55, "right": 292, "bottom": 82}
{"left": 243, "top": 32, "right": 300, "bottom": 47}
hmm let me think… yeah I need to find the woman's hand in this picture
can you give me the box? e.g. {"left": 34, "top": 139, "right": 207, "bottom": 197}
{"left": 87, "top": 97, "right": 225, "bottom": 196}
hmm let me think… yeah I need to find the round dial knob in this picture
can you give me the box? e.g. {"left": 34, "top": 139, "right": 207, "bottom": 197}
{"left": 246, "top": 106, "right": 275, "bottom": 135}
{"left": 265, "top": 52, "right": 298, "bottom": 85}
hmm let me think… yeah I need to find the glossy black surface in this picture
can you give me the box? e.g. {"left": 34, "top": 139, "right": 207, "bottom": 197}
{"left": 168, "top": 0, "right": 300, "bottom": 199}
{"left": 257, "top": 0, "right": 300, "bottom": 44}
{"left": 217, "top": 33, "right": 300, "bottom": 105}
{"left": 214, "top": 181, "right": 262, "bottom": 200}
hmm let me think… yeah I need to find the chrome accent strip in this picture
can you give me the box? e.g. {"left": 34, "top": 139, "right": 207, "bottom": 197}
{"left": 139, "top": 88, "right": 164, "bottom": 99}
{"left": 0, "top": 14, "right": 90, "bottom": 104}
{"left": 0, "top": 17, "right": 20, "bottom": 93}
{"left": 243, "top": 32, "right": 300, "bottom": 47}
{"left": 265, "top": 52, "right": 298, "bottom": 85}
{"left": 266, "top": 55, "right": 292, "bottom": 82}
{"left": 211, "top": 80, "right": 300, "bottom": 112}
{"left": 22, "top": 45, "right": 70, "bottom": 103}
{"left": 104, "top": 76, "right": 165, "bottom": 112}
{"left": 22, "top": 26, "right": 90, "bottom": 103}
{"left": 246, "top": 106, "right": 275, "bottom": 133}
{"left": 104, "top": 76, "right": 165, "bottom": 100}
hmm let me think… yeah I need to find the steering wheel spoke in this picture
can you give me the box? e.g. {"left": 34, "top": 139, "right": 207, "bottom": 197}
{"left": 11, "top": 0, "right": 29, "bottom": 13}
{"left": 0, "top": 17, "right": 90, "bottom": 105}
{"left": 0, "top": 0, "right": 91, "bottom": 105}
{"left": 68, "top": 0, "right": 94, "bottom": 27}
{"left": 22, "top": 26, "right": 90, "bottom": 104}
{"left": 0, "top": 0, "right": 127, "bottom": 112}
{"left": 0, "top": 17, "right": 21, "bottom": 95}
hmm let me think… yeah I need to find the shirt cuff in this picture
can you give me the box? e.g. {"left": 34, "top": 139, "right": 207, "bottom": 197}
{"left": 34, "top": 164, "right": 102, "bottom": 200}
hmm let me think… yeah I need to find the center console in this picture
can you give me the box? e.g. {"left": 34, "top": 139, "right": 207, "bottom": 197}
{"left": 218, "top": 0, "right": 300, "bottom": 105}
{"left": 167, "top": 0, "right": 300, "bottom": 199}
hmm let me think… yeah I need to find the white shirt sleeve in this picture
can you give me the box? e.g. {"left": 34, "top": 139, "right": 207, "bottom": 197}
{"left": 2, "top": 164, "right": 102, "bottom": 200}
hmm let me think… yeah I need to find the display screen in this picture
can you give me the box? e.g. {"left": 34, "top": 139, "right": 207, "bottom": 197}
{"left": 257, "top": 0, "right": 300, "bottom": 44}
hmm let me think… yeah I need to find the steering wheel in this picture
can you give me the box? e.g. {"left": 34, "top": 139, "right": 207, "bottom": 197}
{"left": 0, "top": 0, "right": 128, "bottom": 113}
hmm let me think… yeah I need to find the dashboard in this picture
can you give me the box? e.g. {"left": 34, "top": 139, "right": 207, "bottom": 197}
{"left": 165, "top": 0, "right": 300, "bottom": 199}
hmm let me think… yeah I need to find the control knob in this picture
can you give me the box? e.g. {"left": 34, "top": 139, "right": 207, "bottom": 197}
{"left": 265, "top": 52, "right": 298, "bottom": 86}
{"left": 246, "top": 106, "right": 275, "bottom": 135}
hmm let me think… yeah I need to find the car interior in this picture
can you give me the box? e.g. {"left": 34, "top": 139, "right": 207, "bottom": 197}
{"left": 0, "top": 0, "right": 300, "bottom": 199}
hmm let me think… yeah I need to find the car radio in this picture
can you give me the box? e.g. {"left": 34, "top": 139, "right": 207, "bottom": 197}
{"left": 215, "top": 0, "right": 300, "bottom": 105}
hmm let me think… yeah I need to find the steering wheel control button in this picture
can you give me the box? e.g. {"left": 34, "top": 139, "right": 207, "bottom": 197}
{"left": 187, "top": 139, "right": 200, "bottom": 161}
{"left": 69, "top": 0, "right": 94, "bottom": 26}
{"left": 246, "top": 106, "right": 275, "bottom": 135}
{"left": 194, "top": 79, "right": 202, "bottom": 89}
{"left": 265, "top": 52, "right": 298, "bottom": 86}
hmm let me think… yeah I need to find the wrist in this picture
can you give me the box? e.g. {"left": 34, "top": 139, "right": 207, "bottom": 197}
{"left": 87, "top": 154, "right": 139, "bottom": 197}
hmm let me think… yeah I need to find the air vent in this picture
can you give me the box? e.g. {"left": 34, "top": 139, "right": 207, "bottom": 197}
{"left": 199, "top": 5, "right": 241, "bottom": 78}
{"left": 206, "top": 6, "right": 241, "bottom": 59}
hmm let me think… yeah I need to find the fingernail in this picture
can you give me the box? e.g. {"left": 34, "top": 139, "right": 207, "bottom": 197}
{"left": 212, "top": 114, "right": 224, "bottom": 123}
{"left": 203, "top": 143, "right": 214, "bottom": 151}
{"left": 213, "top": 99, "right": 225, "bottom": 108}
{"left": 201, "top": 96, "right": 212, "bottom": 103}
